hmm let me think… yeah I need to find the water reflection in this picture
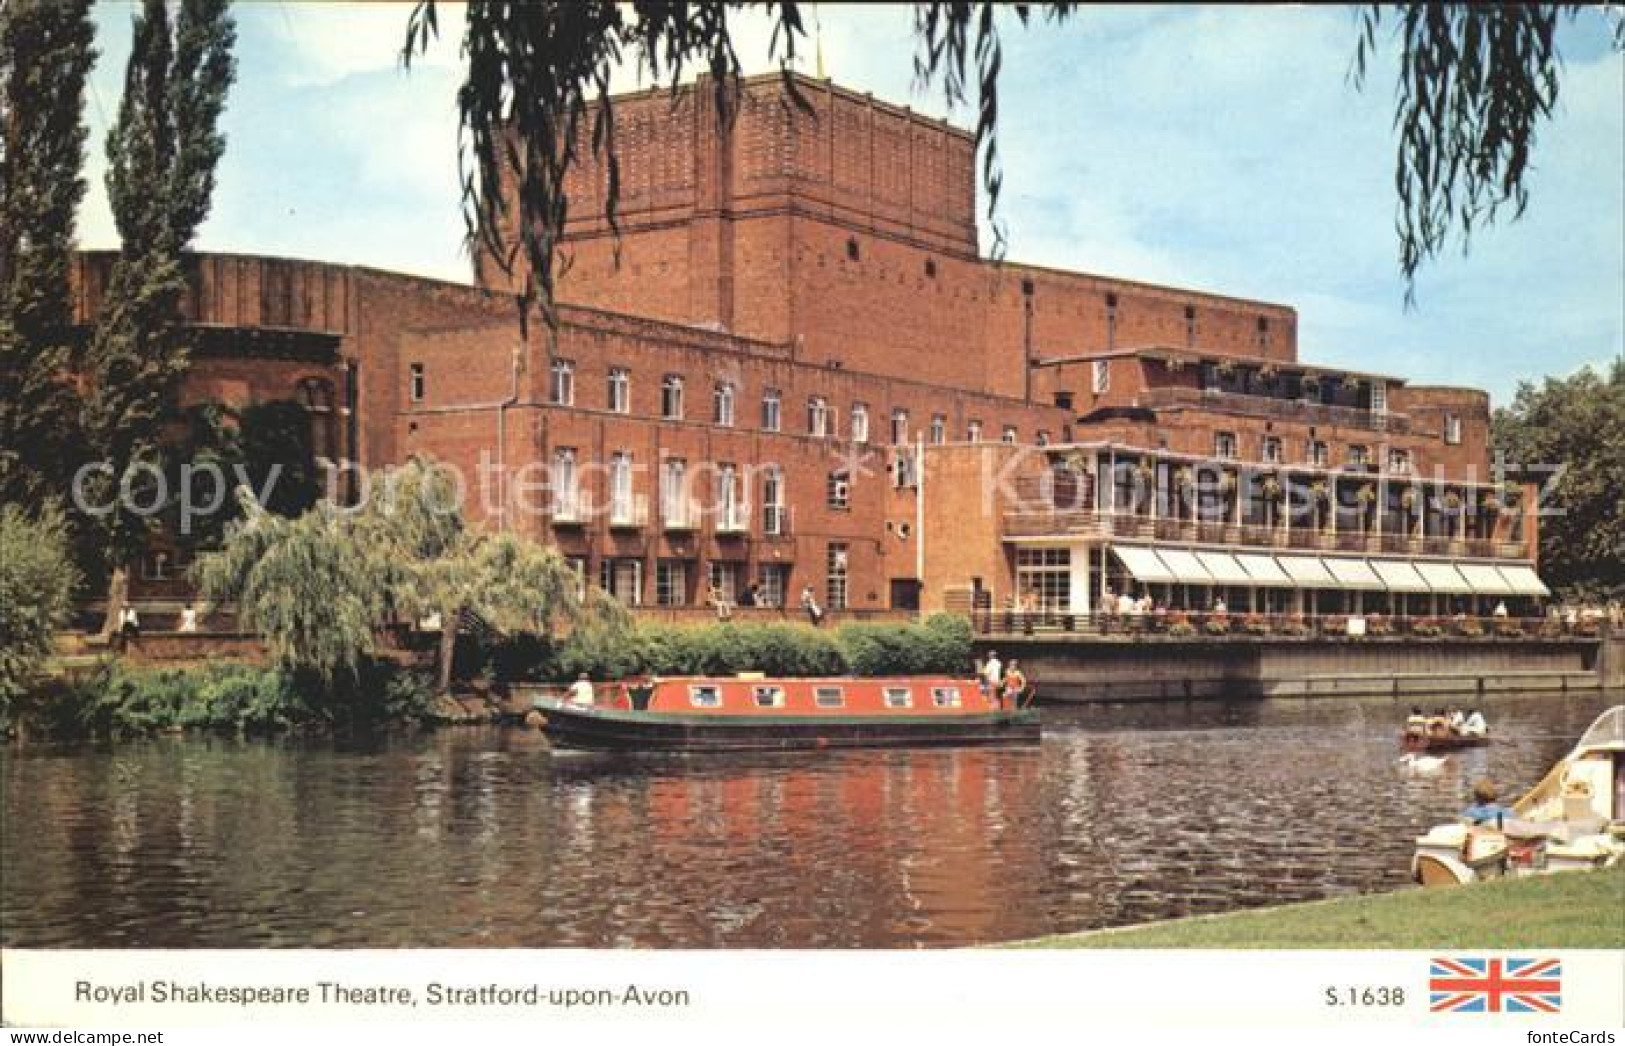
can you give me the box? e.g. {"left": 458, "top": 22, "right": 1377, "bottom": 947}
{"left": 2, "top": 691, "right": 1613, "bottom": 948}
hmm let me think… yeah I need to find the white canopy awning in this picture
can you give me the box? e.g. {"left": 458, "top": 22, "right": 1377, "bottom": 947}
{"left": 1457, "top": 562, "right": 1515, "bottom": 595}
{"left": 1415, "top": 561, "right": 1474, "bottom": 594}
{"left": 1370, "top": 559, "right": 1431, "bottom": 593}
{"left": 1324, "top": 557, "right": 1385, "bottom": 590}
{"left": 1277, "top": 555, "right": 1338, "bottom": 587}
{"left": 1156, "top": 548, "right": 1213, "bottom": 583}
{"left": 1112, "top": 546, "right": 1175, "bottom": 583}
{"left": 1234, "top": 553, "right": 1293, "bottom": 587}
{"left": 1195, "top": 551, "right": 1254, "bottom": 585}
{"left": 1495, "top": 564, "right": 1551, "bottom": 597}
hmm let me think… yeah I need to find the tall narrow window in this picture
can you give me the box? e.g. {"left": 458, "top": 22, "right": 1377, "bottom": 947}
{"left": 552, "top": 447, "right": 578, "bottom": 518}
{"left": 1256, "top": 316, "right": 1271, "bottom": 351}
{"left": 1347, "top": 444, "right": 1370, "bottom": 467}
{"left": 714, "top": 382, "right": 736, "bottom": 427}
{"left": 661, "top": 374, "right": 684, "bottom": 420}
{"left": 1036, "top": 430, "right": 1051, "bottom": 447}
{"left": 1105, "top": 292, "right": 1119, "bottom": 351}
{"left": 966, "top": 419, "right": 983, "bottom": 443}
{"left": 1388, "top": 448, "right": 1411, "bottom": 474}
{"left": 1092, "top": 360, "right": 1110, "bottom": 395}
{"left": 762, "top": 467, "right": 785, "bottom": 536}
{"left": 609, "top": 451, "right": 635, "bottom": 523}
{"left": 549, "top": 358, "right": 575, "bottom": 405}
{"left": 409, "top": 362, "right": 424, "bottom": 403}
{"left": 1184, "top": 305, "right": 1197, "bottom": 347}
{"left": 826, "top": 543, "right": 849, "bottom": 611}
{"left": 1002, "top": 425, "right": 1018, "bottom": 444}
{"left": 807, "top": 396, "right": 829, "bottom": 438}
{"left": 655, "top": 560, "right": 688, "bottom": 606}
{"left": 761, "top": 388, "right": 781, "bottom": 432}
{"left": 1215, "top": 431, "right": 1237, "bottom": 460}
{"left": 661, "top": 458, "right": 688, "bottom": 525}
{"left": 607, "top": 367, "right": 630, "bottom": 413}
{"left": 850, "top": 402, "right": 869, "bottom": 444}
{"left": 929, "top": 414, "right": 946, "bottom": 444}
{"left": 1261, "top": 435, "right": 1282, "bottom": 464}
{"left": 890, "top": 408, "right": 909, "bottom": 445}
{"left": 1444, "top": 414, "right": 1462, "bottom": 445}
{"left": 716, "top": 463, "right": 741, "bottom": 530}
{"left": 1308, "top": 440, "right": 1329, "bottom": 467}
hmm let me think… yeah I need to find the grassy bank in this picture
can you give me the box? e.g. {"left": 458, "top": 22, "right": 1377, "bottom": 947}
{"left": 1010, "top": 866, "right": 1625, "bottom": 949}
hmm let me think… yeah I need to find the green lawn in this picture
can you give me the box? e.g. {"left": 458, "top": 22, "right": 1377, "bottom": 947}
{"left": 1010, "top": 866, "right": 1625, "bottom": 949}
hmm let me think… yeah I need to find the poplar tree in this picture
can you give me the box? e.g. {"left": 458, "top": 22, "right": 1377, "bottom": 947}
{"left": 82, "top": 0, "right": 235, "bottom": 634}
{"left": 0, "top": 0, "right": 96, "bottom": 506}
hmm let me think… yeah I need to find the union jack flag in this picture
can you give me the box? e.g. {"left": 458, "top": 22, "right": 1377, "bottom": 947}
{"left": 1429, "top": 957, "right": 1562, "bottom": 1013}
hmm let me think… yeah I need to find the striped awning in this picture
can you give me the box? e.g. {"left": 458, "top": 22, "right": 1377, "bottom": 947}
{"left": 1457, "top": 562, "right": 1515, "bottom": 595}
{"left": 1370, "top": 559, "right": 1431, "bottom": 593}
{"left": 1195, "top": 551, "right": 1254, "bottom": 585}
{"left": 1323, "top": 557, "right": 1384, "bottom": 590}
{"left": 1495, "top": 564, "right": 1551, "bottom": 597}
{"left": 1235, "top": 553, "right": 1293, "bottom": 587}
{"left": 1156, "top": 548, "right": 1213, "bottom": 583}
{"left": 1277, "top": 555, "right": 1338, "bottom": 587}
{"left": 1113, "top": 546, "right": 1175, "bottom": 583}
{"left": 1415, "top": 561, "right": 1474, "bottom": 595}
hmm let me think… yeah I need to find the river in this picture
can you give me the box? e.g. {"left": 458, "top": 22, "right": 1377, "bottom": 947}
{"left": 1, "top": 690, "right": 1614, "bottom": 948}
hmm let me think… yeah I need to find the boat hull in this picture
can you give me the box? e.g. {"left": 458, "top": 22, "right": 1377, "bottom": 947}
{"left": 1402, "top": 733, "right": 1490, "bottom": 753}
{"left": 538, "top": 702, "right": 1042, "bottom": 752}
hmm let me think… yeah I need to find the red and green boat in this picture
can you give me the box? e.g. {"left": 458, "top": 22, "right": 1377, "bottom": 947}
{"left": 534, "top": 676, "right": 1041, "bottom": 752}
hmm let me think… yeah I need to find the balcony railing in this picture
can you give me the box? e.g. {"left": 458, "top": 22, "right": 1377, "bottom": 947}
{"left": 973, "top": 611, "right": 1607, "bottom": 642}
{"left": 761, "top": 504, "right": 792, "bottom": 539}
{"left": 1001, "top": 509, "right": 1527, "bottom": 560}
{"left": 716, "top": 504, "right": 750, "bottom": 535}
{"left": 551, "top": 493, "right": 585, "bottom": 526}
{"left": 607, "top": 497, "right": 648, "bottom": 529}
{"left": 662, "top": 498, "right": 702, "bottom": 532}
{"left": 1139, "top": 386, "right": 1412, "bottom": 434}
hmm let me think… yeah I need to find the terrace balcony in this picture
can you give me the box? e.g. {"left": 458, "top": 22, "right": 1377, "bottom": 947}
{"left": 662, "top": 498, "right": 702, "bottom": 532}
{"left": 1000, "top": 508, "right": 1527, "bottom": 561}
{"left": 607, "top": 497, "right": 649, "bottom": 530}
{"left": 1138, "top": 385, "right": 1411, "bottom": 434}
{"left": 716, "top": 504, "right": 751, "bottom": 536}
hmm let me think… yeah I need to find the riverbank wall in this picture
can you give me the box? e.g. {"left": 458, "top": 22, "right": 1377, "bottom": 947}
{"left": 982, "top": 636, "right": 1612, "bottom": 702}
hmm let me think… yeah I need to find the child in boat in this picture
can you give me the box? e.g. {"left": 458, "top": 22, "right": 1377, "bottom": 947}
{"left": 1461, "top": 779, "right": 1513, "bottom": 827}
{"left": 1461, "top": 708, "right": 1488, "bottom": 738}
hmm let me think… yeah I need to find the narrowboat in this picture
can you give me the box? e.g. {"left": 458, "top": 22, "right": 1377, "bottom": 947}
{"left": 533, "top": 676, "right": 1041, "bottom": 752}
{"left": 1411, "top": 705, "right": 1625, "bottom": 886}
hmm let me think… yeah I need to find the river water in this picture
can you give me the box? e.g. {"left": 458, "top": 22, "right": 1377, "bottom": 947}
{"left": 2, "top": 690, "right": 1614, "bottom": 948}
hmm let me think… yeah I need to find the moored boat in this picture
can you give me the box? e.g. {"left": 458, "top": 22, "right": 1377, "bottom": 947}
{"left": 1410, "top": 705, "right": 1625, "bottom": 886}
{"left": 533, "top": 676, "right": 1040, "bottom": 752}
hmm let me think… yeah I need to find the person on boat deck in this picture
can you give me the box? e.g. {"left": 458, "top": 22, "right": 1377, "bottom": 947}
{"left": 1461, "top": 779, "right": 1513, "bottom": 826}
{"left": 1427, "top": 708, "right": 1452, "bottom": 737}
{"left": 1000, "top": 660, "right": 1027, "bottom": 710}
{"left": 567, "top": 673, "right": 594, "bottom": 707}
{"left": 1405, "top": 706, "right": 1428, "bottom": 736}
{"left": 1448, "top": 707, "right": 1467, "bottom": 733}
{"left": 1461, "top": 708, "right": 1488, "bottom": 738}
{"left": 981, "top": 650, "right": 1003, "bottom": 701}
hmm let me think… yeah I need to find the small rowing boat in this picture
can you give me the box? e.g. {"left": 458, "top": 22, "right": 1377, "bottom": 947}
{"left": 533, "top": 675, "right": 1041, "bottom": 752}
{"left": 1401, "top": 732, "right": 1490, "bottom": 754}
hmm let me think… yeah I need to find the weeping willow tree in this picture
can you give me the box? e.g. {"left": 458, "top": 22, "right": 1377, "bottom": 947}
{"left": 198, "top": 458, "right": 629, "bottom": 692}
{"left": 193, "top": 489, "right": 387, "bottom": 684}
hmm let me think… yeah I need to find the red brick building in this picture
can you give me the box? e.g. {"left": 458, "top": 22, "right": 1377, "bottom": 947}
{"left": 78, "top": 73, "right": 1546, "bottom": 619}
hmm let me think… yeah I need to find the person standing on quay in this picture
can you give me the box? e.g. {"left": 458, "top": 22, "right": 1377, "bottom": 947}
{"left": 981, "top": 649, "right": 1003, "bottom": 705}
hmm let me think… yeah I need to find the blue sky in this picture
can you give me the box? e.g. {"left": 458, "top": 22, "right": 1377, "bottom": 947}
{"left": 76, "top": 3, "right": 1624, "bottom": 407}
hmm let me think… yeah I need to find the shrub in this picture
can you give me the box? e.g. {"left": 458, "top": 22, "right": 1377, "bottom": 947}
{"left": 1457, "top": 618, "right": 1485, "bottom": 638}
{"left": 1203, "top": 616, "right": 1230, "bottom": 636}
{"left": 1279, "top": 618, "right": 1311, "bottom": 637}
{"left": 1167, "top": 621, "right": 1197, "bottom": 637}
{"left": 1413, "top": 617, "right": 1443, "bottom": 637}
{"left": 1494, "top": 621, "right": 1525, "bottom": 638}
{"left": 1242, "top": 614, "right": 1271, "bottom": 636}
{"left": 0, "top": 506, "right": 79, "bottom": 717}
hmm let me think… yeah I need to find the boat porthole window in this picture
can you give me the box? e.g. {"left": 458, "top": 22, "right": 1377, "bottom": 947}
{"left": 814, "top": 686, "right": 845, "bottom": 708}
{"left": 753, "top": 686, "right": 785, "bottom": 709}
{"left": 931, "top": 687, "right": 961, "bottom": 708}
{"left": 883, "top": 687, "right": 912, "bottom": 708}
{"left": 689, "top": 686, "right": 722, "bottom": 708}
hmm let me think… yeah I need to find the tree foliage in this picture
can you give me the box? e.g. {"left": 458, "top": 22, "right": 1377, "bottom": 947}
{"left": 401, "top": 1, "right": 1074, "bottom": 328}
{"left": 0, "top": 0, "right": 96, "bottom": 505}
{"left": 198, "top": 457, "right": 629, "bottom": 691}
{"left": 1492, "top": 359, "right": 1625, "bottom": 600}
{"left": 1352, "top": 4, "right": 1625, "bottom": 302}
{"left": 0, "top": 505, "right": 80, "bottom": 710}
{"left": 81, "top": 0, "right": 235, "bottom": 612}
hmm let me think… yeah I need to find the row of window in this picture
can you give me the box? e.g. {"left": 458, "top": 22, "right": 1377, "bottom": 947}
{"left": 686, "top": 683, "right": 963, "bottom": 709}
{"left": 1210, "top": 432, "right": 1412, "bottom": 472}
{"left": 408, "top": 361, "right": 1041, "bottom": 445}
{"left": 550, "top": 451, "right": 787, "bottom": 532}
